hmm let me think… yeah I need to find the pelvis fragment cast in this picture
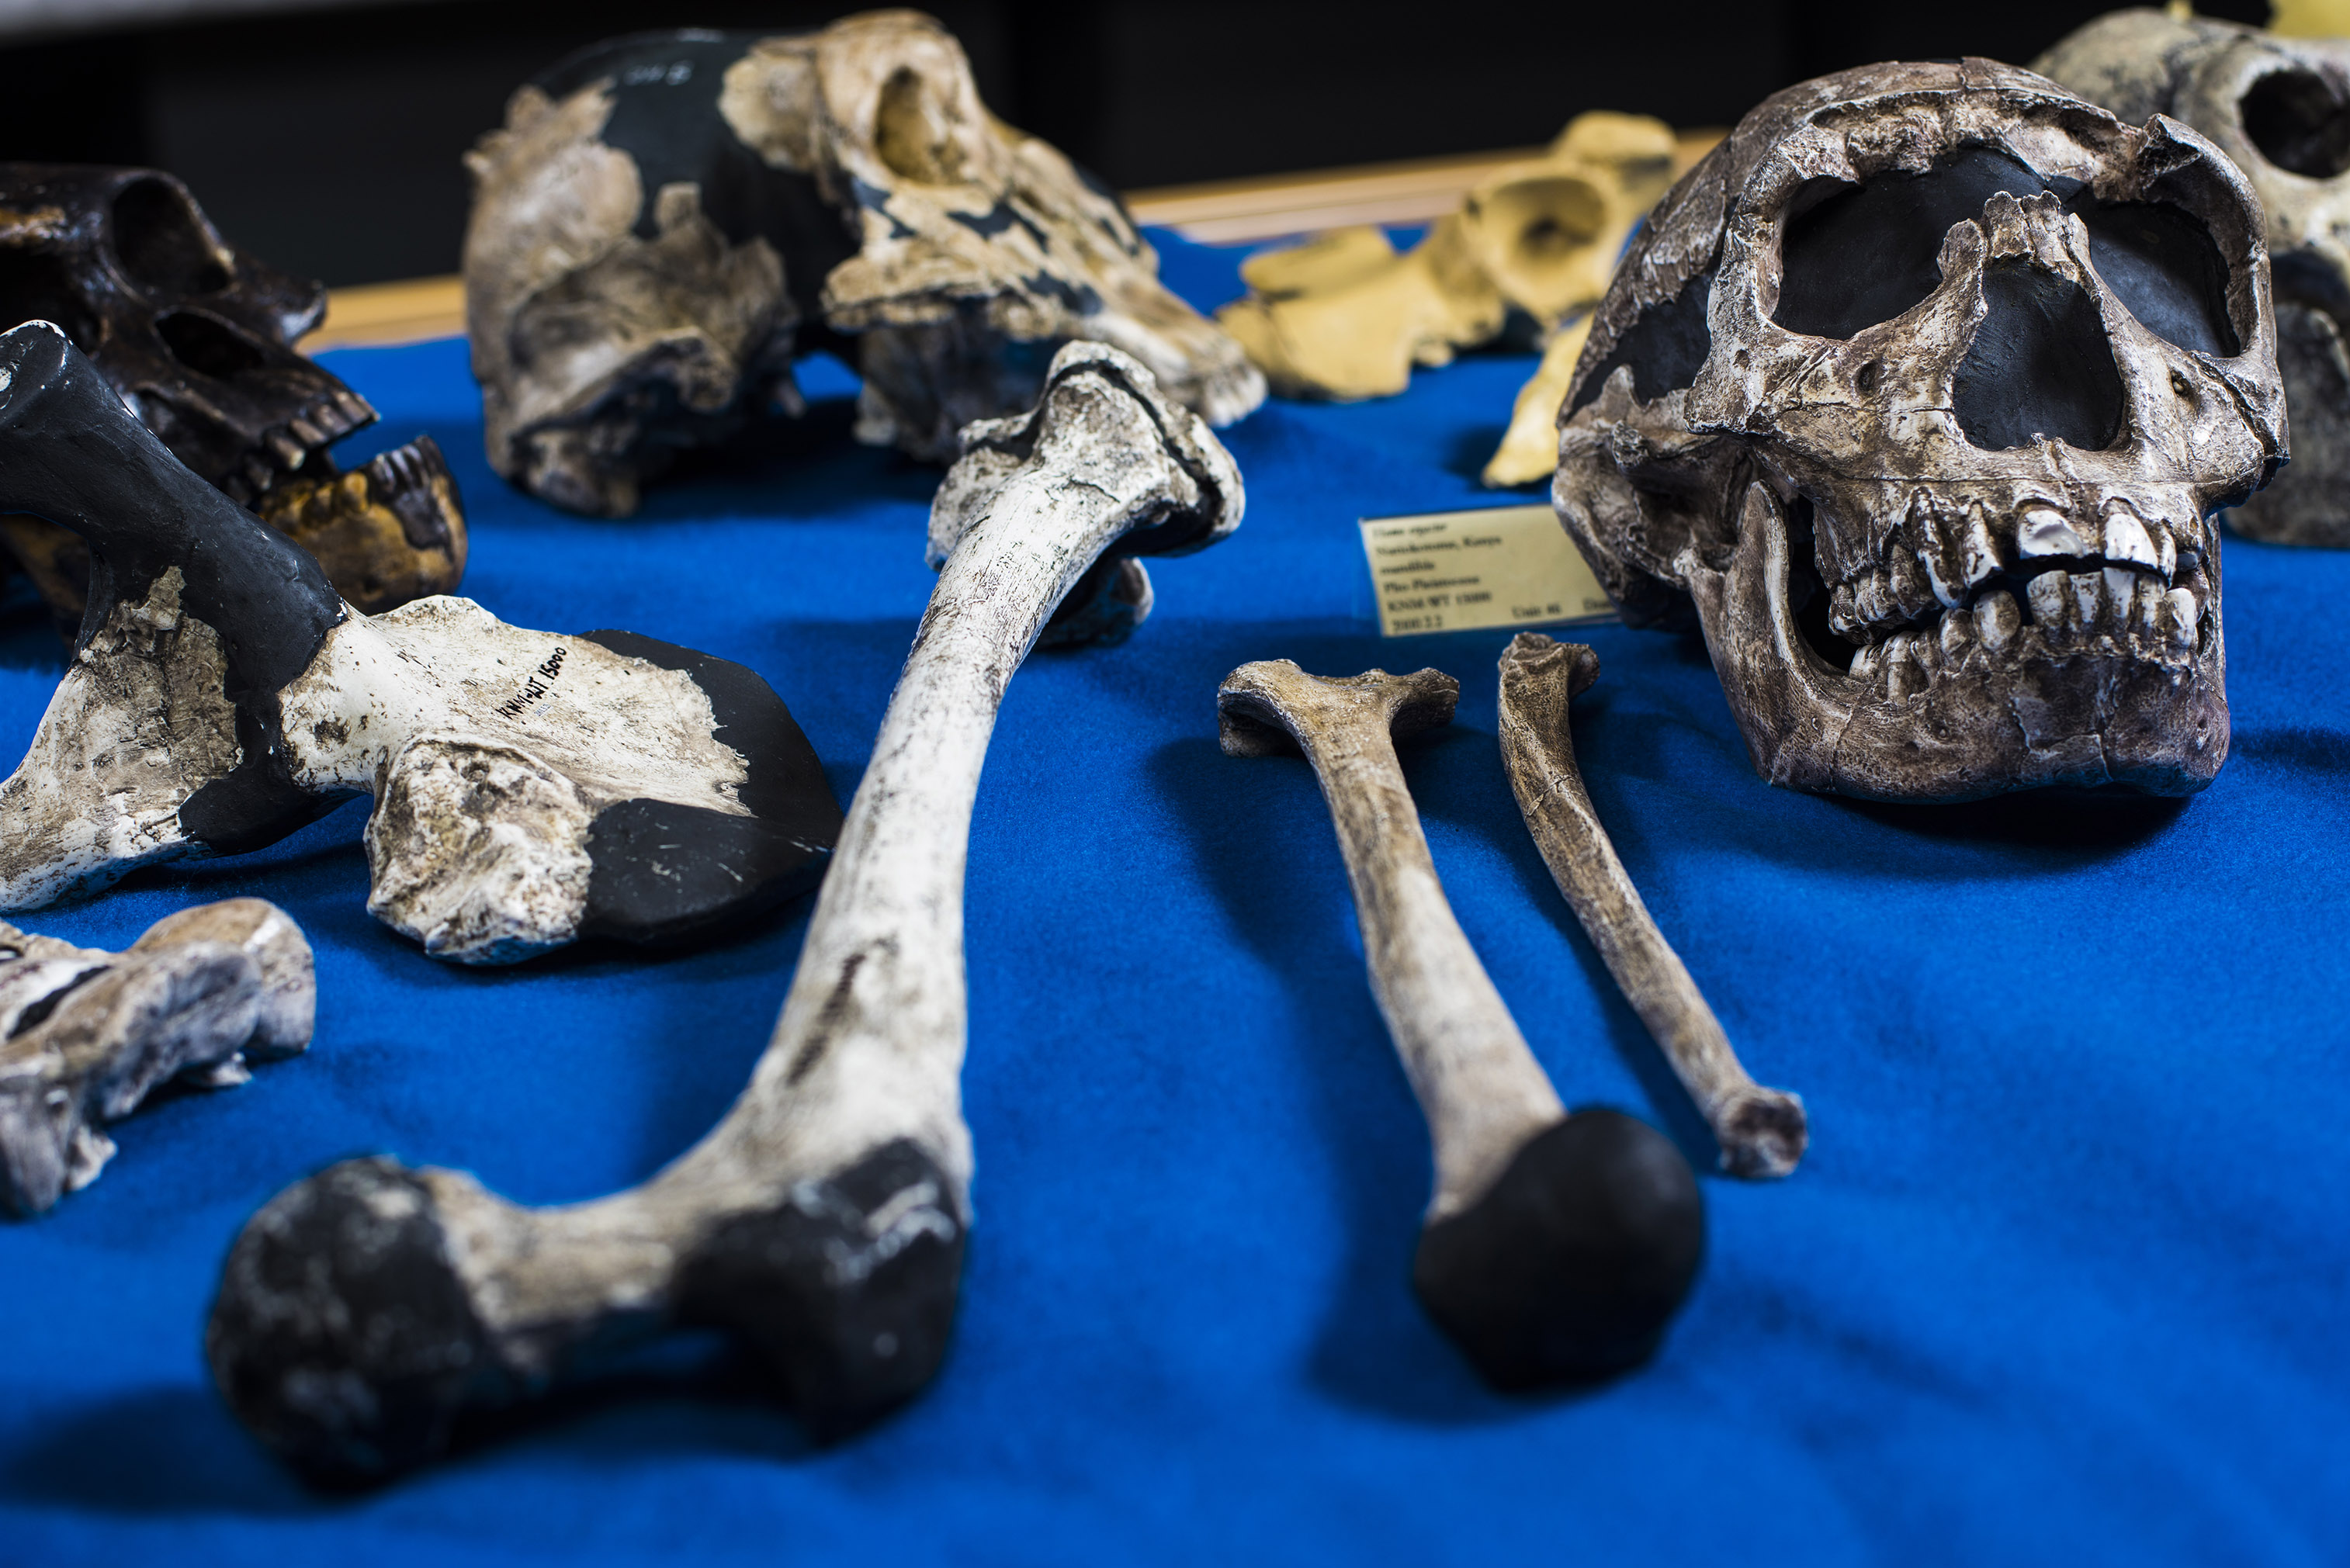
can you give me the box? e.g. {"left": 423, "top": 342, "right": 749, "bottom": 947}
{"left": 1554, "top": 58, "right": 2282, "bottom": 801}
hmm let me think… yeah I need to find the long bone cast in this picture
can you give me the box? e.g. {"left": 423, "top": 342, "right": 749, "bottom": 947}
{"left": 0, "top": 320, "right": 838, "bottom": 964}
{"left": 1496, "top": 633, "right": 1803, "bottom": 1179}
{"left": 1218, "top": 661, "right": 1703, "bottom": 1389}
{"left": 205, "top": 342, "right": 1243, "bottom": 1486}
{"left": 1, "top": 898, "right": 311, "bottom": 1216}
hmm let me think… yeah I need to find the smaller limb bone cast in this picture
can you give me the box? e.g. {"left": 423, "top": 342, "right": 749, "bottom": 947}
{"left": 0, "top": 320, "right": 838, "bottom": 963}
{"left": 1218, "top": 660, "right": 1701, "bottom": 1388}
{"left": 0, "top": 898, "right": 312, "bottom": 1216}
{"left": 1496, "top": 634, "right": 1804, "bottom": 1179}
{"left": 206, "top": 343, "right": 1243, "bottom": 1486}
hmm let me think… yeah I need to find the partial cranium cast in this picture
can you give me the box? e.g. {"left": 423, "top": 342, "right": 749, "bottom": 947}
{"left": 1555, "top": 59, "right": 2282, "bottom": 801}
{"left": 1220, "top": 113, "right": 1689, "bottom": 402}
{"left": 2037, "top": 11, "right": 2350, "bottom": 545}
{"left": 0, "top": 898, "right": 311, "bottom": 1217}
{"left": 0, "top": 321, "right": 840, "bottom": 963}
{"left": 463, "top": 9, "right": 1263, "bottom": 517}
{"left": 0, "top": 164, "right": 466, "bottom": 618}
{"left": 206, "top": 343, "right": 1242, "bottom": 1485}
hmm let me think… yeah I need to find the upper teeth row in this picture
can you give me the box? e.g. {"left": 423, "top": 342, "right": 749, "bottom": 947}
{"left": 1830, "top": 500, "right": 2183, "bottom": 640}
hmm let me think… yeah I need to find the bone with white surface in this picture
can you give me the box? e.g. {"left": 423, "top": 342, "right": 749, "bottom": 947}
{"left": 0, "top": 898, "right": 312, "bottom": 1217}
{"left": 0, "top": 320, "right": 839, "bottom": 963}
{"left": 1496, "top": 633, "right": 1803, "bottom": 1179}
{"left": 204, "top": 341, "right": 1243, "bottom": 1486}
{"left": 1217, "top": 659, "right": 1703, "bottom": 1390}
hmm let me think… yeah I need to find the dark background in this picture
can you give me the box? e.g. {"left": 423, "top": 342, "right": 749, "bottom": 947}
{"left": 0, "top": 0, "right": 2272, "bottom": 286}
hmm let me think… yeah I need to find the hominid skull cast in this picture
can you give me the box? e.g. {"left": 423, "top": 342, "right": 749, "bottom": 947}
{"left": 465, "top": 9, "right": 1263, "bottom": 517}
{"left": 0, "top": 165, "right": 466, "bottom": 618}
{"left": 1555, "top": 59, "right": 2282, "bottom": 802}
{"left": 2037, "top": 10, "right": 2350, "bottom": 545}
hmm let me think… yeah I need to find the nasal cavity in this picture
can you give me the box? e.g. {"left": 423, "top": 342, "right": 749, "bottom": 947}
{"left": 1953, "top": 265, "right": 2123, "bottom": 452}
{"left": 157, "top": 310, "right": 268, "bottom": 380}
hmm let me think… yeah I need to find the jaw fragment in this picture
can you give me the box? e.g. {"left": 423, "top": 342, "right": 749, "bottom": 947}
{"left": 205, "top": 342, "right": 1243, "bottom": 1486}
{"left": 1496, "top": 633, "right": 1804, "bottom": 1179}
{"left": 1218, "top": 659, "right": 1703, "bottom": 1389}
{"left": 0, "top": 320, "right": 839, "bottom": 962}
{"left": 0, "top": 898, "right": 312, "bottom": 1217}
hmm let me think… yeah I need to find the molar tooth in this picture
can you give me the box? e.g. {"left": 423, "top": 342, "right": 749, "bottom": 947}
{"left": 1847, "top": 642, "right": 1881, "bottom": 683}
{"left": 1884, "top": 633, "right": 1924, "bottom": 697}
{"left": 2018, "top": 507, "right": 2086, "bottom": 559}
{"left": 288, "top": 415, "right": 328, "bottom": 448}
{"left": 1939, "top": 607, "right": 1976, "bottom": 660}
{"left": 1974, "top": 588, "right": 2020, "bottom": 651}
{"left": 2027, "top": 572, "right": 2071, "bottom": 632}
{"left": 2133, "top": 573, "right": 2165, "bottom": 635}
{"left": 2102, "top": 507, "right": 2158, "bottom": 569}
{"left": 2163, "top": 587, "right": 2199, "bottom": 649}
{"left": 264, "top": 428, "right": 307, "bottom": 468}
{"left": 1855, "top": 569, "right": 1889, "bottom": 626}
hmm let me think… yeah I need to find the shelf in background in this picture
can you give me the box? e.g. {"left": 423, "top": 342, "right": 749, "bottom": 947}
{"left": 299, "top": 147, "right": 1538, "bottom": 353}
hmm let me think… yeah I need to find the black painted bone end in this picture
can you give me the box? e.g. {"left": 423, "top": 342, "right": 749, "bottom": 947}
{"left": 1412, "top": 1109, "right": 1704, "bottom": 1390}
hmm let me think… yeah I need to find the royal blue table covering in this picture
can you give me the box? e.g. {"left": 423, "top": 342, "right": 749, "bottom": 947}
{"left": 1, "top": 231, "right": 2345, "bottom": 1566}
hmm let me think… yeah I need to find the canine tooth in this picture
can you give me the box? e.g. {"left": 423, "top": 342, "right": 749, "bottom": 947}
{"left": 1974, "top": 588, "right": 2020, "bottom": 651}
{"left": 1939, "top": 607, "right": 1976, "bottom": 659}
{"left": 2102, "top": 508, "right": 2158, "bottom": 569}
{"left": 2164, "top": 587, "right": 2198, "bottom": 649}
{"left": 2027, "top": 572, "right": 2071, "bottom": 631}
{"left": 2154, "top": 524, "right": 2177, "bottom": 580}
{"left": 2018, "top": 507, "right": 2085, "bottom": 558}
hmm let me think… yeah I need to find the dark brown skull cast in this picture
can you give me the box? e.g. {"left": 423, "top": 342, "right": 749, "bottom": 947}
{"left": 0, "top": 165, "right": 466, "bottom": 620}
{"left": 463, "top": 10, "right": 1263, "bottom": 517}
{"left": 1555, "top": 60, "right": 2283, "bottom": 802}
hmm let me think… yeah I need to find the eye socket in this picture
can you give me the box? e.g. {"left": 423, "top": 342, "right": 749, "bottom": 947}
{"left": 1568, "top": 268, "right": 1714, "bottom": 416}
{"left": 110, "top": 177, "right": 230, "bottom": 297}
{"left": 1774, "top": 147, "right": 2050, "bottom": 338}
{"left": 1772, "top": 143, "right": 2238, "bottom": 357}
{"left": 875, "top": 67, "right": 965, "bottom": 185}
{"left": 2241, "top": 67, "right": 2350, "bottom": 178}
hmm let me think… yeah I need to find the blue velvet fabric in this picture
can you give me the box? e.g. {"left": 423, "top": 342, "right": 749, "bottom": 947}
{"left": 2, "top": 230, "right": 2346, "bottom": 1566}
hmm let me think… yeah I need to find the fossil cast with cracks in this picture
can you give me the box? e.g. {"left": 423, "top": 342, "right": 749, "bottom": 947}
{"left": 0, "top": 164, "right": 466, "bottom": 621}
{"left": 2038, "top": 10, "right": 2350, "bottom": 545}
{"left": 0, "top": 320, "right": 839, "bottom": 964}
{"left": 464, "top": 9, "right": 1263, "bottom": 517}
{"left": 1553, "top": 59, "right": 2283, "bottom": 802}
{"left": 0, "top": 898, "right": 311, "bottom": 1217}
{"left": 1218, "top": 659, "right": 1703, "bottom": 1389}
{"left": 204, "top": 342, "right": 1242, "bottom": 1486}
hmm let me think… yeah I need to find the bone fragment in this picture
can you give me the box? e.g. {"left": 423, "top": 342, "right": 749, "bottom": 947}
{"left": 0, "top": 898, "right": 312, "bottom": 1216}
{"left": 0, "top": 321, "right": 837, "bottom": 962}
{"left": 1218, "top": 659, "right": 1701, "bottom": 1389}
{"left": 1496, "top": 633, "right": 1804, "bottom": 1179}
{"left": 205, "top": 342, "right": 1243, "bottom": 1486}
{"left": 1220, "top": 116, "right": 1711, "bottom": 405}
{"left": 1482, "top": 315, "right": 1592, "bottom": 486}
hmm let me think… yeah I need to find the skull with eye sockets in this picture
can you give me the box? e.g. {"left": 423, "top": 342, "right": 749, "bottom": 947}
{"left": 1554, "top": 57, "right": 2283, "bottom": 802}
{"left": 2037, "top": 10, "right": 2350, "bottom": 546}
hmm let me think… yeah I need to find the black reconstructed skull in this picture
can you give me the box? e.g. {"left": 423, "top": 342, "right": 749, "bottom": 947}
{"left": 0, "top": 164, "right": 466, "bottom": 618}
